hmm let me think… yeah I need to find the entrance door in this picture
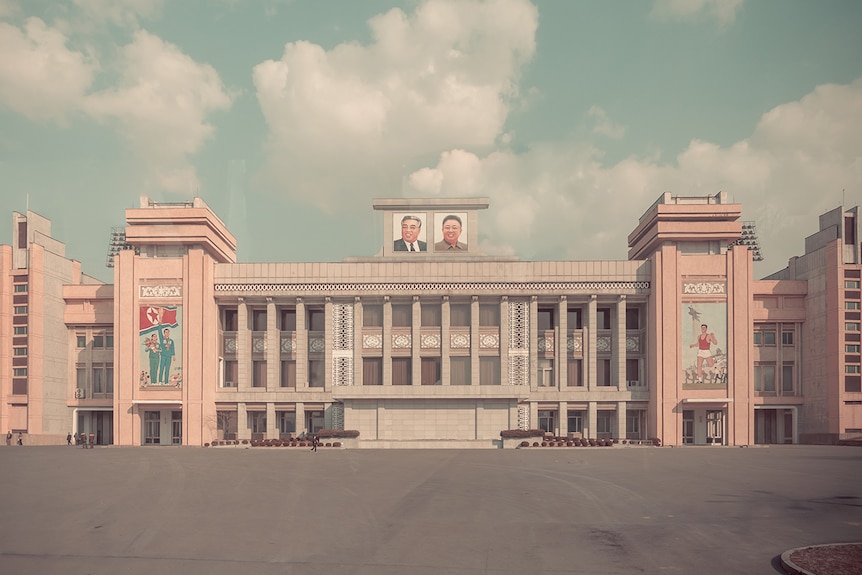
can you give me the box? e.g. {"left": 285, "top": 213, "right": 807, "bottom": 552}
{"left": 171, "top": 411, "right": 183, "bottom": 445}
{"left": 144, "top": 411, "right": 161, "bottom": 444}
{"left": 305, "top": 410, "right": 324, "bottom": 434}
{"left": 682, "top": 410, "right": 694, "bottom": 444}
{"left": 706, "top": 410, "right": 724, "bottom": 445}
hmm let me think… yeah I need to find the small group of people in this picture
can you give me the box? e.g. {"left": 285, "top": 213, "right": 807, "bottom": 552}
{"left": 6, "top": 431, "right": 22, "bottom": 446}
{"left": 394, "top": 214, "right": 468, "bottom": 253}
{"left": 143, "top": 326, "right": 176, "bottom": 385}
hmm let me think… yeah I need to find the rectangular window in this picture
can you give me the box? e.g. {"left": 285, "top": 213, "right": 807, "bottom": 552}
{"left": 106, "top": 334, "right": 114, "bottom": 348}
{"left": 13, "top": 347, "right": 27, "bottom": 356}
{"left": 537, "top": 359, "right": 554, "bottom": 387}
{"left": 846, "top": 280, "right": 861, "bottom": 289}
{"left": 762, "top": 331, "right": 776, "bottom": 345}
{"left": 13, "top": 284, "right": 27, "bottom": 293}
{"left": 13, "top": 306, "right": 27, "bottom": 314}
{"left": 77, "top": 335, "right": 86, "bottom": 348}
{"left": 421, "top": 357, "right": 441, "bottom": 385}
{"left": 597, "top": 308, "right": 611, "bottom": 330}
{"left": 307, "top": 309, "right": 325, "bottom": 332}
{"left": 217, "top": 411, "right": 238, "bottom": 440}
{"left": 782, "top": 364, "right": 794, "bottom": 394}
{"left": 76, "top": 366, "right": 86, "bottom": 393}
{"left": 421, "top": 303, "right": 441, "bottom": 327}
{"left": 847, "top": 323, "right": 861, "bottom": 332}
{"left": 753, "top": 332, "right": 761, "bottom": 346}
{"left": 252, "top": 309, "right": 267, "bottom": 331}
{"left": 538, "top": 410, "right": 556, "bottom": 434}
{"left": 847, "top": 365, "right": 861, "bottom": 374}
{"left": 567, "top": 359, "right": 583, "bottom": 387}
{"left": 625, "top": 308, "right": 640, "bottom": 330}
{"left": 597, "top": 358, "right": 612, "bottom": 386}
{"left": 567, "top": 307, "right": 583, "bottom": 329}
{"left": 106, "top": 366, "right": 114, "bottom": 394}
{"left": 144, "top": 411, "right": 160, "bottom": 444}
{"left": 280, "top": 360, "right": 296, "bottom": 387}
{"left": 363, "top": 357, "right": 382, "bottom": 385}
{"left": 848, "top": 302, "right": 861, "bottom": 310}
{"left": 846, "top": 376, "right": 862, "bottom": 393}
{"left": 362, "top": 305, "right": 382, "bottom": 327}
{"left": 450, "top": 357, "right": 471, "bottom": 385}
{"left": 391, "top": 304, "right": 412, "bottom": 328}
{"left": 480, "top": 357, "right": 501, "bottom": 386}
{"left": 308, "top": 359, "right": 324, "bottom": 387}
{"left": 93, "top": 335, "right": 104, "bottom": 348}
{"left": 847, "top": 345, "right": 861, "bottom": 353}
{"left": 12, "top": 380, "right": 27, "bottom": 395}
{"left": 280, "top": 308, "right": 296, "bottom": 330}
{"left": 537, "top": 307, "right": 555, "bottom": 331}
{"left": 222, "top": 308, "right": 238, "bottom": 331}
{"left": 479, "top": 304, "right": 499, "bottom": 327}
{"left": 596, "top": 412, "right": 614, "bottom": 435}
{"left": 567, "top": 410, "right": 583, "bottom": 434}
{"left": 754, "top": 364, "right": 776, "bottom": 393}
{"left": 277, "top": 412, "right": 296, "bottom": 436}
{"left": 626, "top": 411, "right": 644, "bottom": 438}
{"left": 392, "top": 357, "right": 412, "bottom": 385}
{"left": 252, "top": 360, "right": 266, "bottom": 387}
{"left": 781, "top": 330, "right": 794, "bottom": 345}
{"left": 13, "top": 368, "right": 27, "bottom": 377}
{"left": 626, "top": 358, "right": 641, "bottom": 386}
{"left": 93, "top": 365, "right": 104, "bottom": 393}
{"left": 247, "top": 412, "right": 267, "bottom": 434}
{"left": 451, "top": 303, "right": 471, "bottom": 327}
{"left": 223, "top": 360, "right": 238, "bottom": 387}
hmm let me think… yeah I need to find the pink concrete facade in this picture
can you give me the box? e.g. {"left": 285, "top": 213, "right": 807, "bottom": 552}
{"left": 2, "top": 194, "right": 860, "bottom": 446}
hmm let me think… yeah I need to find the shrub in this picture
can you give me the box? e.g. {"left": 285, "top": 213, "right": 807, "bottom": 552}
{"left": 500, "top": 429, "right": 546, "bottom": 438}
{"left": 519, "top": 441, "right": 530, "bottom": 447}
{"left": 317, "top": 429, "right": 360, "bottom": 439}
{"left": 333, "top": 442, "right": 342, "bottom": 447}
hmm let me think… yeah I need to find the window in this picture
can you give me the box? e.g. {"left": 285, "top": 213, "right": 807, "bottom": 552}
{"left": 144, "top": 411, "right": 160, "bottom": 444}
{"left": 93, "top": 365, "right": 104, "bottom": 393}
{"left": 421, "top": 303, "right": 441, "bottom": 327}
{"left": 847, "top": 365, "right": 861, "bottom": 374}
{"left": 567, "top": 307, "right": 583, "bottom": 329}
{"left": 538, "top": 307, "right": 555, "bottom": 331}
{"left": 567, "top": 410, "right": 583, "bottom": 434}
{"left": 597, "top": 308, "right": 611, "bottom": 330}
{"left": 567, "top": 359, "right": 583, "bottom": 387}
{"left": 280, "top": 360, "right": 296, "bottom": 387}
{"left": 625, "top": 308, "right": 640, "bottom": 330}
{"left": 252, "top": 360, "right": 266, "bottom": 387}
{"left": 223, "top": 360, "right": 238, "bottom": 387}
{"left": 754, "top": 364, "right": 776, "bottom": 393}
{"left": 362, "top": 305, "right": 382, "bottom": 327}
{"left": 12, "top": 380, "right": 27, "bottom": 395}
{"left": 13, "top": 284, "right": 27, "bottom": 293}
{"left": 13, "top": 368, "right": 27, "bottom": 377}
{"left": 13, "top": 347, "right": 27, "bottom": 356}
{"left": 217, "top": 411, "right": 238, "bottom": 440}
{"left": 391, "top": 304, "right": 412, "bottom": 328}
{"left": 847, "top": 376, "right": 862, "bottom": 393}
{"left": 280, "top": 308, "right": 296, "bottom": 330}
{"left": 277, "top": 412, "right": 296, "bottom": 437}
{"left": 13, "top": 306, "right": 27, "bottom": 314}
{"left": 77, "top": 335, "right": 86, "bottom": 348}
{"left": 450, "top": 304, "right": 471, "bottom": 327}
{"left": 626, "top": 411, "right": 645, "bottom": 439}
{"left": 93, "top": 335, "right": 104, "bottom": 348}
{"left": 480, "top": 357, "right": 501, "bottom": 386}
{"left": 538, "top": 410, "right": 556, "bottom": 434}
{"left": 106, "top": 334, "right": 114, "bottom": 348}
{"left": 171, "top": 411, "right": 182, "bottom": 445}
{"left": 450, "top": 357, "right": 471, "bottom": 385}
{"left": 247, "top": 412, "right": 267, "bottom": 435}
{"left": 848, "top": 302, "right": 861, "bottom": 310}
{"left": 847, "top": 323, "right": 861, "bottom": 332}
{"left": 537, "top": 359, "right": 554, "bottom": 387}
{"left": 76, "top": 366, "right": 86, "bottom": 393}
{"left": 106, "top": 366, "right": 114, "bottom": 394}
{"left": 421, "top": 357, "right": 441, "bottom": 385}
{"left": 597, "top": 358, "right": 612, "bottom": 386}
{"left": 307, "top": 309, "right": 325, "bottom": 332}
{"left": 222, "top": 308, "right": 238, "bottom": 331}
{"left": 479, "top": 304, "right": 499, "bottom": 327}
{"left": 848, "top": 345, "right": 861, "bottom": 353}
{"left": 754, "top": 328, "right": 776, "bottom": 345}
{"left": 597, "top": 412, "right": 614, "bottom": 435}
{"left": 782, "top": 364, "right": 794, "bottom": 394}
{"left": 626, "top": 358, "right": 641, "bottom": 386}
{"left": 308, "top": 359, "right": 324, "bottom": 387}
{"left": 14, "top": 326, "right": 27, "bottom": 335}
{"left": 392, "top": 357, "right": 412, "bottom": 385}
{"left": 763, "top": 331, "right": 776, "bottom": 345}
{"left": 252, "top": 309, "right": 267, "bottom": 331}
{"left": 363, "top": 358, "right": 382, "bottom": 385}
{"left": 781, "top": 330, "right": 794, "bottom": 346}
{"left": 846, "top": 281, "right": 861, "bottom": 289}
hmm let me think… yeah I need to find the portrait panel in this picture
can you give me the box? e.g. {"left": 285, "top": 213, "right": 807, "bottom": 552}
{"left": 393, "top": 212, "right": 427, "bottom": 252}
{"left": 139, "top": 305, "right": 183, "bottom": 388}
{"left": 681, "top": 302, "right": 727, "bottom": 390}
{"left": 433, "top": 212, "right": 468, "bottom": 252}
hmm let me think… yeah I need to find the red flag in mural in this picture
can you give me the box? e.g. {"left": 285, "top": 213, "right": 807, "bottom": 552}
{"left": 140, "top": 306, "right": 178, "bottom": 333}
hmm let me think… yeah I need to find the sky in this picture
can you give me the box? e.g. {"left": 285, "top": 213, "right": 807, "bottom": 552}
{"left": 0, "top": 0, "right": 860, "bottom": 283}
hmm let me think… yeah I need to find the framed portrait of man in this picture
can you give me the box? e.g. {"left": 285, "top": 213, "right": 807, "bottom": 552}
{"left": 433, "top": 212, "right": 468, "bottom": 252}
{"left": 393, "top": 213, "right": 427, "bottom": 252}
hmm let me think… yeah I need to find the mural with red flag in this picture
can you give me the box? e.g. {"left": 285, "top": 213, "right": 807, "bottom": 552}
{"left": 140, "top": 305, "right": 183, "bottom": 388}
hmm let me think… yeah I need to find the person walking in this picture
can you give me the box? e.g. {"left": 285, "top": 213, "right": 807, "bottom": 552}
{"left": 17, "top": 432, "right": 23, "bottom": 446}
{"left": 310, "top": 434, "right": 319, "bottom": 452}
{"left": 66, "top": 432, "right": 72, "bottom": 446}
{"left": 5, "top": 430, "right": 11, "bottom": 446}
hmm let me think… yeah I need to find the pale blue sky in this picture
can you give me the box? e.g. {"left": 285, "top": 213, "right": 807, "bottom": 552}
{"left": 1, "top": 0, "right": 860, "bottom": 282}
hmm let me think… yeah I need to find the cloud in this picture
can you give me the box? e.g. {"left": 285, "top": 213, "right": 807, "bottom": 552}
{"left": 651, "top": 0, "right": 744, "bottom": 27}
{"left": 81, "top": 30, "right": 234, "bottom": 193}
{"left": 253, "top": 0, "right": 538, "bottom": 210}
{"left": 70, "top": 0, "right": 163, "bottom": 29}
{"left": 0, "top": 17, "right": 96, "bottom": 121}
{"left": 406, "top": 77, "right": 862, "bottom": 274}
{"left": 587, "top": 105, "right": 625, "bottom": 139}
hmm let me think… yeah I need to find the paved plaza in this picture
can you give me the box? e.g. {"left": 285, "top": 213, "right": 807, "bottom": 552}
{"left": 1, "top": 444, "right": 861, "bottom": 574}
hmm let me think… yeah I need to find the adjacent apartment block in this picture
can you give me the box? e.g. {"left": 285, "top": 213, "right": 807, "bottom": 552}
{"left": 1, "top": 193, "right": 859, "bottom": 446}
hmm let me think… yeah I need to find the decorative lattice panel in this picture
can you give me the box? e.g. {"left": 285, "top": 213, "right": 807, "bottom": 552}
{"left": 421, "top": 333, "right": 441, "bottom": 349}
{"left": 332, "top": 355, "right": 353, "bottom": 386}
{"left": 363, "top": 334, "right": 382, "bottom": 349}
{"left": 568, "top": 333, "right": 583, "bottom": 354}
{"left": 596, "top": 335, "right": 612, "bottom": 353}
{"left": 626, "top": 335, "right": 640, "bottom": 353}
{"left": 330, "top": 403, "right": 344, "bottom": 430}
{"left": 537, "top": 335, "right": 555, "bottom": 352}
{"left": 450, "top": 333, "right": 470, "bottom": 349}
{"left": 215, "top": 281, "right": 650, "bottom": 293}
{"left": 333, "top": 304, "right": 353, "bottom": 351}
{"left": 509, "top": 354, "right": 529, "bottom": 387}
{"left": 392, "top": 333, "right": 411, "bottom": 349}
{"left": 508, "top": 299, "right": 529, "bottom": 350}
{"left": 479, "top": 333, "right": 499, "bottom": 349}
{"left": 518, "top": 405, "right": 530, "bottom": 430}
{"left": 281, "top": 335, "right": 296, "bottom": 354}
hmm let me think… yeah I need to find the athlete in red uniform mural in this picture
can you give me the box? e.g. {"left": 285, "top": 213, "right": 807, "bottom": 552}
{"left": 689, "top": 324, "right": 718, "bottom": 382}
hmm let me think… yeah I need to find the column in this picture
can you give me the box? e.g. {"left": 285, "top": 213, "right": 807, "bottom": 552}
{"left": 237, "top": 402, "right": 248, "bottom": 441}
{"left": 559, "top": 401, "right": 568, "bottom": 436}
{"left": 383, "top": 296, "right": 392, "bottom": 386}
{"left": 237, "top": 298, "right": 250, "bottom": 391}
{"left": 587, "top": 295, "right": 597, "bottom": 390}
{"left": 616, "top": 401, "right": 627, "bottom": 441}
{"left": 267, "top": 298, "right": 278, "bottom": 391}
{"left": 471, "top": 295, "right": 480, "bottom": 386}
{"left": 615, "top": 295, "right": 626, "bottom": 391}
{"left": 441, "top": 296, "right": 450, "bottom": 385}
{"left": 558, "top": 296, "right": 568, "bottom": 389}
{"left": 295, "top": 402, "right": 305, "bottom": 436}
{"left": 267, "top": 402, "right": 277, "bottom": 439}
{"left": 295, "top": 298, "right": 306, "bottom": 389}
{"left": 529, "top": 296, "right": 538, "bottom": 390}
{"left": 587, "top": 401, "right": 598, "bottom": 440}
{"left": 354, "top": 297, "right": 363, "bottom": 387}
{"left": 324, "top": 297, "right": 332, "bottom": 390}
{"left": 412, "top": 296, "right": 421, "bottom": 386}
{"left": 500, "top": 297, "right": 509, "bottom": 385}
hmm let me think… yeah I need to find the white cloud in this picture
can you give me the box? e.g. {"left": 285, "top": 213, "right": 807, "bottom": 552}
{"left": 651, "top": 0, "right": 744, "bottom": 27}
{"left": 0, "top": 17, "right": 96, "bottom": 121}
{"left": 253, "top": 0, "right": 538, "bottom": 210}
{"left": 587, "top": 105, "right": 625, "bottom": 140}
{"left": 81, "top": 30, "right": 234, "bottom": 193}
{"left": 406, "top": 77, "right": 862, "bottom": 274}
{"left": 70, "top": 0, "right": 163, "bottom": 29}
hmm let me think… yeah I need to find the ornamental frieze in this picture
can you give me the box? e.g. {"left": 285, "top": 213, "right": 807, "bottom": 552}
{"left": 682, "top": 282, "right": 726, "bottom": 295}
{"left": 140, "top": 285, "right": 182, "bottom": 298}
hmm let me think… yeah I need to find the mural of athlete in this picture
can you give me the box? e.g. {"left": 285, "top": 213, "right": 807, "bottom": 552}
{"left": 689, "top": 324, "right": 718, "bottom": 382}
{"left": 158, "top": 327, "right": 176, "bottom": 384}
